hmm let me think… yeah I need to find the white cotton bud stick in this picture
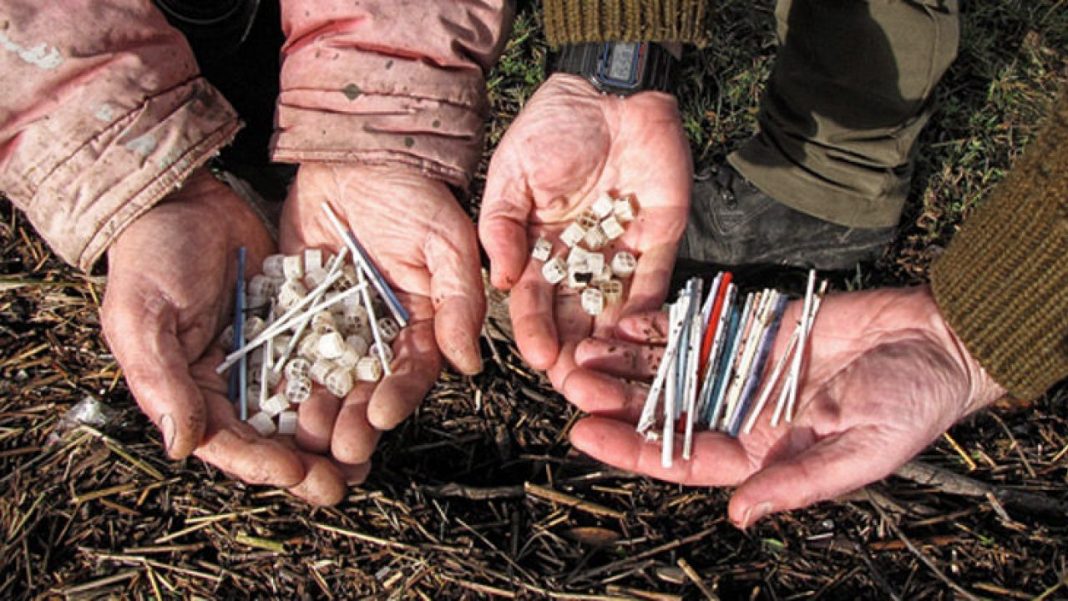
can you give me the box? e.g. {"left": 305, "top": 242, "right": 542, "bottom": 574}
{"left": 355, "top": 264, "right": 392, "bottom": 376}
{"left": 785, "top": 270, "right": 818, "bottom": 423}
{"left": 248, "top": 412, "right": 276, "bottom": 437}
{"left": 746, "top": 329, "right": 799, "bottom": 434}
{"left": 636, "top": 302, "right": 684, "bottom": 436}
{"left": 277, "top": 411, "right": 298, "bottom": 435}
{"left": 258, "top": 337, "right": 273, "bottom": 410}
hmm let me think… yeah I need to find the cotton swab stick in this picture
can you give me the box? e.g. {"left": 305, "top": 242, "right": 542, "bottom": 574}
{"left": 746, "top": 327, "right": 799, "bottom": 434}
{"left": 637, "top": 302, "right": 685, "bottom": 436}
{"left": 729, "top": 293, "right": 787, "bottom": 436}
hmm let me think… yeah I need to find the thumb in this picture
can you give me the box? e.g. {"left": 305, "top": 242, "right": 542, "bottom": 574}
{"left": 101, "top": 292, "right": 207, "bottom": 459}
{"left": 479, "top": 151, "right": 532, "bottom": 290}
{"left": 728, "top": 424, "right": 910, "bottom": 528}
{"left": 429, "top": 216, "right": 486, "bottom": 375}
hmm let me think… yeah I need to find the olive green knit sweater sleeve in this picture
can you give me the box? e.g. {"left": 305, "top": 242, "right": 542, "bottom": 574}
{"left": 931, "top": 92, "right": 1068, "bottom": 400}
{"left": 543, "top": 0, "right": 710, "bottom": 46}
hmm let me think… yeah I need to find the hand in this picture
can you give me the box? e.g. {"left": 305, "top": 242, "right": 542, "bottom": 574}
{"left": 279, "top": 163, "right": 484, "bottom": 469}
{"left": 565, "top": 286, "right": 1006, "bottom": 527}
{"left": 479, "top": 73, "right": 691, "bottom": 398}
{"left": 102, "top": 168, "right": 348, "bottom": 505}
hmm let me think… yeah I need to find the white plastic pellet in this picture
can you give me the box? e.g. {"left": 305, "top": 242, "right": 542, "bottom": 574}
{"left": 277, "top": 411, "right": 298, "bottom": 435}
{"left": 282, "top": 255, "right": 304, "bottom": 281}
{"left": 318, "top": 331, "right": 346, "bottom": 359}
{"left": 583, "top": 225, "right": 608, "bottom": 250}
{"left": 581, "top": 287, "right": 605, "bottom": 316}
{"left": 559, "top": 223, "right": 586, "bottom": 248}
{"left": 284, "top": 357, "right": 311, "bottom": 381}
{"left": 542, "top": 257, "right": 567, "bottom": 284}
{"left": 248, "top": 274, "right": 277, "bottom": 299}
{"left": 262, "top": 254, "right": 286, "bottom": 278}
{"left": 531, "top": 237, "right": 552, "bottom": 262}
{"left": 248, "top": 412, "right": 276, "bottom": 436}
{"left": 613, "top": 195, "right": 636, "bottom": 222}
{"left": 369, "top": 342, "right": 394, "bottom": 364}
{"left": 600, "top": 216, "right": 625, "bottom": 240}
{"left": 345, "top": 334, "right": 369, "bottom": 357}
{"left": 611, "top": 251, "right": 637, "bottom": 278}
{"left": 591, "top": 194, "right": 614, "bottom": 218}
{"left": 567, "top": 246, "right": 589, "bottom": 266}
{"left": 600, "top": 280, "right": 623, "bottom": 304}
{"left": 338, "top": 264, "right": 359, "bottom": 289}
{"left": 304, "top": 248, "right": 323, "bottom": 273}
{"left": 336, "top": 346, "right": 361, "bottom": 368}
{"left": 277, "top": 280, "right": 308, "bottom": 309}
{"left": 247, "top": 294, "right": 267, "bottom": 311}
{"left": 567, "top": 266, "right": 592, "bottom": 290}
{"left": 311, "top": 311, "right": 337, "bottom": 335}
{"left": 577, "top": 210, "right": 599, "bottom": 231}
{"left": 592, "top": 264, "right": 613, "bottom": 284}
{"left": 355, "top": 356, "right": 383, "bottom": 382}
{"left": 325, "top": 367, "right": 355, "bottom": 397}
{"left": 284, "top": 376, "right": 312, "bottom": 404}
{"left": 309, "top": 358, "right": 335, "bottom": 385}
{"left": 304, "top": 269, "right": 328, "bottom": 289}
{"left": 260, "top": 393, "right": 290, "bottom": 417}
{"left": 297, "top": 332, "right": 322, "bottom": 360}
{"left": 377, "top": 317, "right": 400, "bottom": 343}
{"left": 244, "top": 316, "right": 266, "bottom": 340}
{"left": 584, "top": 252, "right": 605, "bottom": 275}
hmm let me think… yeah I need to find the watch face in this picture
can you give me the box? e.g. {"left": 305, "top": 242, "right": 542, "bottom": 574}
{"left": 596, "top": 43, "right": 643, "bottom": 91}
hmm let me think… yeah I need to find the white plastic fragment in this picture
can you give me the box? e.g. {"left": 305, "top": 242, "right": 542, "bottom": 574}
{"left": 317, "top": 331, "right": 346, "bottom": 359}
{"left": 285, "top": 376, "right": 312, "bottom": 404}
{"left": 277, "top": 411, "right": 298, "bottom": 435}
{"left": 542, "top": 257, "right": 567, "bottom": 284}
{"left": 248, "top": 274, "right": 277, "bottom": 299}
{"left": 591, "top": 194, "right": 614, "bottom": 218}
{"left": 355, "top": 356, "right": 383, "bottom": 382}
{"left": 262, "top": 254, "right": 286, "bottom": 278}
{"left": 277, "top": 280, "right": 308, "bottom": 309}
{"left": 304, "top": 248, "right": 323, "bottom": 273}
{"left": 325, "top": 367, "right": 355, "bottom": 397}
{"left": 304, "top": 269, "right": 328, "bottom": 289}
{"left": 613, "top": 195, "right": 636, "bottom": 222}
{"left": 560, "top": 223, "right": 586, "bottom": 248}
{"left": 336, "top": 346, "right": 361, "bottom": 368}
{"left": 309, "top": 358, "right": 335, "bottom": 385}
{"left": 599, "top": 280, "right": 623, "bottom": 304}
{"left": 310, "top": 311, "right": 336, "bottom": 335}
{"left": 531, "top": 237, "right": 552, "bottom": 262}
{"left": 592, "top": 264, "right": 613, "bottom": 284}
{"left": 298, "top": 332, "right": 322, "bottom": 360}
{"left": 611, "top": 251, "right": 637, "bottom": 278}
{"left": 345, "top": 334, "right": 369, "bottom": 357}
{"left": 581, "top": 287, "right": 605, "bottom": 316}
{"left": 369, "top": 342, "right": 394, "bottom": 364}
{"left": 567, "top": 266, "right": 592, "bottom": 290}
{"left": 248, "top": 412, "right": 276, "bottom": 436}
{"left": 583, "top": 252, "right": 605, "bottom": 275}
{"left": 600, "top": 216, "right": 625, "bottom": 240}
{"left": 244, "top": 316, "right": 266, "bottom": 340}
{"left": 282, "top": 255, "right": 304, "bottom": 281}
{"left": 583, "top": 225, "right": 608, "bottom": 250}
{"left": 284, "top": 357, "right": 311, "bottom": 381}
{"left": 260, "top": 393, "right": 290, "bottom": 417}
{"left": 377, "top": 317, "right": 400, "bottom": 343}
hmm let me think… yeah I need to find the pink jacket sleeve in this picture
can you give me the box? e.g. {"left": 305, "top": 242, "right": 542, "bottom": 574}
{"left": 273, "top": 0, "right": 513, "bottom": 189}
{"left": 0, "top": 1, "right": 241, "bottom": 270}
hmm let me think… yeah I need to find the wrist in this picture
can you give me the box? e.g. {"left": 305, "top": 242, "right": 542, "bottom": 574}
{"left": 550, "top": 42, "right": 678, "bottom": 98}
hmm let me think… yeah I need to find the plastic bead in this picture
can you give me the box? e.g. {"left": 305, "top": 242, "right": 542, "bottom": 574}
{"left": 244, "top": 316, "right": 266, "bottom": 340}
{"left": 613, "top": 195, "right": 637, "bottom": 222}
{"left": 377, "top": 317, "right": 400, "bottom": 343}
{"left": 576, "top": 210, "right": 599, "bottom": 231}
{"left": 248, "top": 412, "right": 276, "bottom": 436}
{"left": 583, "top": 252, "right": 605, "bottom": 275}
{"left": 581, "top": 287, "right": 605, "bottom": 316}
{"left": 325, "top": 367, "right": 355, "bottom": 397}
{"left": 336, "top": 346, "right": 361, "bottom": 368}
{"left": 611, "top": 251, "right": 637, "bottom": 278}
{"left": 218, "top": 325, "right": 235, "bottom": 349}
{"left": 567, "top": 246, "right": 589, "bottom": 266}
{"left": 567, "top": 266, "right": 592, "bottom": 290}
{"left": 262, "top": 254, "right": 286, "bottom": 278}
{"left": 277, "top": 411, "right": 298, "bottom": 435}
{"left": 304, "top": 269, "right": 328, "bottom": 289}
{"left": 542, "top": 257, "right": 567, "bottom": 284}
{"left": 248, "top": 274, "right": 277, "bottom": 299}
{"left": 559, "top": 223, "right": 586, "bottom": 248}
{"left": 298, "top": 332, "right": 322, "bottom": 360}
{"left": 531, "top": 237, "right": 552, "bottom": 262}
{"left": 318, "top": 331, "right": 346, "bottom": 359}
{"left": 583, "top": 225, "right": 608, "bottom": 250}
{"left": 345, "top": 334, "right": 370, "bottom": 358}
{"left": 600, "top": 216, "right": 625, "bottom": 240}
{"left": 284, "top": 357, "right": 311, "bottom": 381}
{"left": 370, "top": 342, "right": 394, "bottom": 364}
{"left": 282, "top": 255, "right": 304, "bottom": 281}
{"left": 273, "top": 335, "right": 292, "bottom": 359}
{"left": 592, "top": 264, "right": 613, "bottom": 284}
{"left": 304, "top": 248, "right": 323, "bottom": 273}
{"left": 277, "top": 280, "right": 307, "bottom": 310}
{"left": 599, "top": 280, "right": 623, "bottom": 304}
{"left": 260, "top": 393, "right": 290, "bottom": 417}
{"left": 309, "top": 358, "right": 335, "bottom": 385}
{"left": 591, "top": 194, "right": 614, "bottom": 218}
{"left": 311, "top": 311, "right": 337, "bottom": 335}
{"left": 355, "top": 356, "right": 383, "bottom": 382}
{"left": 284, "top": 376, "right": 312, "bottom": 404}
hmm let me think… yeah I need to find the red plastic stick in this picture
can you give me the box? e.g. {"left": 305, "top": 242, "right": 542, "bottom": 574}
{"left": 698, "top": 272, "right": 732, "bottom": 379}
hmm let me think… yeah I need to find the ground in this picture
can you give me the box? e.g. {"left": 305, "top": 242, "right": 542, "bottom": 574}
{"left": 1, "top": 1, "right": 1067, "bottom": 599}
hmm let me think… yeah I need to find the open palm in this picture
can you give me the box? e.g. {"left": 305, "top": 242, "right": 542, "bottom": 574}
{"left": 479, "top": 73, "right": 691, "bottom": 396}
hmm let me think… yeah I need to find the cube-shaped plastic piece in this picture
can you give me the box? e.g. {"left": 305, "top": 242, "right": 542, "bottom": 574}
{"left": 599, "top": 280, "right": 623, "bottom": 304}
{"left": 377, "top": 317, "right": 400, "bottom": 343}
{"left": 298, "top": 332, "right": 322, "bottom": 360}
{"left": 611, "top": 251, "right": 637, "bottom": 278}
{"left": 248, "top": 274, "right": 277, "bottom": 299}
{"left": 542, "top": 257, "right": 567, "bottom": 284}
{"left": 583, "top": 225, "right": 608, "bottom": 250}
{"left": 248, "top": 412, "right": 276, "bottom": 436}
{"left": 260, "top": 393, "right": 290, "bottom": 417}
{"left": 277, "top": 411, "right": 298, "bottom": 435}
{"left": 370, "top": 342, "right": 394, "bottom": 364}
{"left": 592, "top": 264, "right": 613, "bottom": 284}
{"left": 338, "top": 264, "right": 359, "bottom": 290}
{"left": 559, "top": 223, "right": 586, "bottom": 248}
{"left": 277, "top": 280, "right": 308, "bottom": 309}
{"left": 584, "top": 252, "right": 605, "bottom": 275}
{"left": 567, "top": 267, "right": 592, "bottom": 290}
{"left": 262, "top": 254, "right": 286, "bottom": 278}
{"left": 310, "top": 358, "right": 335, "bottom": 385}
{"left": 345, "top": 334, "right": 369, "bottom": 357}
{"left": 285, "top": 376, "right": 312, "bottom": 404}
{"left": 567, "top": 246, "right": 589, "bottom": 266}
{"left": 581, "top": 287, "right": 605, "bottom": 316}
{"left": 318, "top": 331, "right": 346, "bottom": 359}
{"left": 531, "top": 237, "right": 552, "bottom": 262}
{"left": 355, "top": 357, "right": 383, "bottom": 382}
{"left": 304, "top": 269, "right": 328, "bottom": 290}
{"left": 304, "top": 248, "right": 323, "bottom": 273}
{"left": 613, "top": 195, "right": 637, "bottom": 222}
{"left": 591, "top": 194, "right": 614, "bottom": 218}
{"left": 284, "top": 357, "right": 311, "bottom": 381}
{"left": 311, "top": 311, "right": 337, "bottom": 335}
{"left": 336, "top": 347, "right": 360, "bottom": 368}
{"left": 282, "top": 255, "right": 304, "bottom": 281}
{"left": 600, "top": 216, "right": 625, "bottom": 240}
{"left": 247, "top": 294, "right": 267, "bottom": 311}
{"left": 325, "top": 367, "right": 355, "bottom": 398}
{"left": 576, "top": 210, "right": 599, "bottom": 231}
{"left": 244, "top": 316, "right": 266, "bottom": 340}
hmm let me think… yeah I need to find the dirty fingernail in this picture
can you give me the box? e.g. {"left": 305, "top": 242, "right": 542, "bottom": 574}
{"left": 741, "top": 502, "right": 774, "bottom": 528}
{"left": 160, "top": 414, "right": 175, "bottom": 453}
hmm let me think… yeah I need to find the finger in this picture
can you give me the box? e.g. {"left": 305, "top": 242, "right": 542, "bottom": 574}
{"left": 544, "top": 293, "right": 592, "bottom": 390}
{"left": 574, "top": 337, "right": 663, "bottom": 380}
{"left": 622, "top": 243, "right": 676, "bottom": 316}
{"left": 510, "top": 261, "right": 560, "bottom": 370}
{"left": 728, "top": 425, "right": 909, "bottom": 528}
{"left": 193, "top": 394, "right": 304, "bottom": 488}
{"left": 101, "top": 294, "right": 206, "bottom": 459}
{"left": 559, "top": 369, "right": 649, "bottom": 420}
{"left": 615, "top": 311, "right": 671, "bottom": 345}
{"left": 569, "top": 416, "right": 755, "bottom": 485}
{"left": 294, "top": 387, "right": 341, "bottom": 454}
{"left": 287, "top": 451, "right": 347, "bottom": 506}
{"left": 480, "top": 155, "right": 532, "bottom": 290}
{"left": 366, "top": 320, "right": 441, "bottom": 431}
{"left": 337, "top": 460, "right": 372, "bottom": 486}
{"left": 332, "top": 382, "right": 381, "bottom": 464}
{"left": 427, "top": 218, "right": 485, "bottom": 375}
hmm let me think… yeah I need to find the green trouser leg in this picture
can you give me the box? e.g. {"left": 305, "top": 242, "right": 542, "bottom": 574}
{"left": 728, "top": 0, "right": 960, "bottom": 228}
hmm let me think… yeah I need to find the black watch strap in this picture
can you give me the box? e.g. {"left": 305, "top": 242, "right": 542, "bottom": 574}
{"left": 552, "top": 42, "right": 676, "bottom": 96}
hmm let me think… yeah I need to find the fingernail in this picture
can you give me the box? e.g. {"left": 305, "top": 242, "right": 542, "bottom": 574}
{"left": 160, "top": 414, "right": 175, "bottom": 453}
{"left": 741, "top": 502, "right": 774, "bottom": 528}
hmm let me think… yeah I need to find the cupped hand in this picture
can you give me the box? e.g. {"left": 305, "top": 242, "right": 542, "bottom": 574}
{"left": 479, "top": 73, "right": 691, "bottom": 398}
{"left": 279, "top": 162, "right": 484, "bottom": 469}
{"left": 565, "top": 286, "right": 1006, "bottom": 527}
{"left": 102, "top": 168, "right": 348, "bottom": 505}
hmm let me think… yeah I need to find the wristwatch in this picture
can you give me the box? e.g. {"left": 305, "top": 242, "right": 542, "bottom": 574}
{"left": 551, "top": 42, "right": 677, "bottom": 97}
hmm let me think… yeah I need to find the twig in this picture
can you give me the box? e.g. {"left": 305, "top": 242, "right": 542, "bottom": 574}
{"left": 676, "top": 558, "right": 719, "bottom": 600}
{"left": 895, "top": 460, "right": 1068, "bottom": 519}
